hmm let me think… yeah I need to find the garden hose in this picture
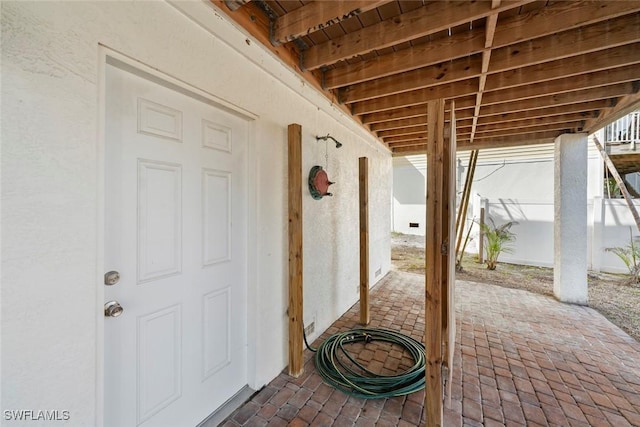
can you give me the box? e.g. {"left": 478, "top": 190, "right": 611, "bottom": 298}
{"left": 303, "top": 327, "right": 426, "bottom": 399}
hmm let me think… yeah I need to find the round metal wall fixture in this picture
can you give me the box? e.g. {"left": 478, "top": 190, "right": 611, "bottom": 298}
{"left": 308, "top": 165, "right": 334, "bottom": 200}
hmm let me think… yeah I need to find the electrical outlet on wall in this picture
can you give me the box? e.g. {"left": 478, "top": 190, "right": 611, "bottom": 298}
{"left": 375, "top": 267, "right": 382, "bottom": 278}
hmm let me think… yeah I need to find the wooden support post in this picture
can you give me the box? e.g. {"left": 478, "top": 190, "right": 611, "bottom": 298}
{"left": 443, "top": 102, "right": 457, "bottom": 406}
{"left": 359, "top": 157, "right": 370, "bottom": 325}
{"left": 288, "top": 123, "right": 304, "bottom": 378}
{"left": 425, "top": 99, "right": 446, "bottom": 427}
{"left": 455, "top": 150, "right": 478, "bottom": 262}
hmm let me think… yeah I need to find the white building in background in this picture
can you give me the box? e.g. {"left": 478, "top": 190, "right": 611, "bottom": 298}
{"left": 392, "top": 114, "right": 640, "bottom": 274}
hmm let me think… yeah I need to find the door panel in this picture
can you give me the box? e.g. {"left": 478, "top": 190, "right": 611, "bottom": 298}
{"left": 105, "top": 63, "right": 248, "bottom": 427}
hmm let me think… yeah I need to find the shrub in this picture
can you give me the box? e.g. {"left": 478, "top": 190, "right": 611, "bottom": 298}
{"left": 605, "top": 228, "right": 640, "bottom": 284}
{"left": 480, "top": 218, "right": 518, "bottom": 270}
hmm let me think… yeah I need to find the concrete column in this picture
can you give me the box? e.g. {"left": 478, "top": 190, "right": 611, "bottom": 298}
{"left": 554, "top": 133, "right": 588, "bottom": 304}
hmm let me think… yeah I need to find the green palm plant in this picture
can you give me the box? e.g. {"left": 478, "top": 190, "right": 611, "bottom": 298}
{"left": 480, "top": 217, "right": 518, "bottom": 270}
{"left": 605, "top": 228, "right": 640, "bottom": 284}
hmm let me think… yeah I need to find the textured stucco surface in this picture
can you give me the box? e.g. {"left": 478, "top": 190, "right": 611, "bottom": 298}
{"left": 1, "top": 2, "right": 391, "bottom": 425}
{"left": 554, "top": 134, "right": 588, "bottom": 304}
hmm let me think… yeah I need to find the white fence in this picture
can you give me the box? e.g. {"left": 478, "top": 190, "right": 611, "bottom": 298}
{"left": 467, "top": 195, "right": 640, "bottom": 274}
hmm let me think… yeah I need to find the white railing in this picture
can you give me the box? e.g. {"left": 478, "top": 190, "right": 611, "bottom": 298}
{"left": 605, "top": 111, "right": 640, "bottom": 149}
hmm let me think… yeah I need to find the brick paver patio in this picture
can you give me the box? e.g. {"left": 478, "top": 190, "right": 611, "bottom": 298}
{"left": 223, "top": 271, "right": 640, "bottom": 426}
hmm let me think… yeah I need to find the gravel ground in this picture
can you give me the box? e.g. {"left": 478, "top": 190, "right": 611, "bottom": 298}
{"left": 391, "top": 232, "right": 640, "bottom": 343}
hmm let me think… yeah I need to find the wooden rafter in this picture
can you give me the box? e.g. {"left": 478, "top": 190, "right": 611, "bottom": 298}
{"left": 323, "top": 2, "right": 640, "bottom": 90}
{"left": 303, "top": 0, "right": 534, "bottom": 70}
{"left": 272, "top": 0, "right": 388, "bottom": 44}
{"left": 217, "top": 0, "right": 640, "bottom": 158}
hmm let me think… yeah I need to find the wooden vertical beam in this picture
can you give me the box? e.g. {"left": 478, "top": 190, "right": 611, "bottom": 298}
{"left": 288, "top": 123, "right": 304, "bottom": 377}
{"left": 426, "top": 99, "right": 446, "bottom": 427}
{"left": 359, "top": 157, "right": 370, "bottom": 325}
{"left": 443, "top": 101, "right": 457, "bottom": 406}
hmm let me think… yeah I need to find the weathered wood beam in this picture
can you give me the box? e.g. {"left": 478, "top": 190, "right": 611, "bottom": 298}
{"left": 288, "top": 123, "right": 304, "bottom": 378}
{"left": 272, "top": 0, "right": 388, "bottom": 45}
{"left": 584, "top": 88, "right": 640, "bottom": 134}
{"left": 391, "top": 133, "right": 558, "bottom": 154}
{"left": 340, "top": 55, "right": 482, "bottom": 104}
{"left": 378, "top": 125, "right": 428, "bottom": 139}
{"left": 370, "top": 82, "right": 635, "bottom": 130}
{"left": 470, "top": 0, "right": 501, "bottom": 143}
{"left": 323, "top": 1, "right": 640, "bottom": 89}
{"left": 475, "top": 113, "right": 597, "bottom": 133}
{"left": 344, "top": 40, "right": 639, "bottom": 106}
{"left": 479, "top": 83, "right": 634, "bottom": 116}
{"left": 489, "top": 14, "right": 640, "bottom": 75}
{"left": 486, "top": 43, "right": 640, "bottom": 92}
{"left": 359, "top": 157, "right": 370, "bottom": 325}
{"left": 470, "top": 121, "right": 584, "bottom": 140}
{"left": 304, "top": 0, "right": 534, "bottom": 70}
{"left": 425, "top": 98, "right": 446, "bottom": 427}
{"left": 352, "top": 78, "right": 479, "bottom": 115}
{"left": 443, "top": 100, "right": 457, "bottom": 406}
{"left": 354, "top": 63, "right": 637, "bottom": 117}
{"left": 492, "top": 0, "right": 640, "bottom": 48}
{"left": 377, "top": 105, "right": 602, "bottom": 136}
{"left": 482, "top": 65, "right": 639, "bottom": 106}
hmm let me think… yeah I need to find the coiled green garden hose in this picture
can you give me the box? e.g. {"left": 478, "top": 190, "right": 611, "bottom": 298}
{"left": 304, "top": 327, "right": 426, "bottom": 399}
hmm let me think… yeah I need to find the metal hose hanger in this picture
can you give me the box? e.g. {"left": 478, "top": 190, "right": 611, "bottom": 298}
{"left": 304, "top": 327, "right": 426, "bottom": 399}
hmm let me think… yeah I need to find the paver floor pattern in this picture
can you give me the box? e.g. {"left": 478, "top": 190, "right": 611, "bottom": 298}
{"left": 223, "top": 271, "right": 640, "bottom": 426}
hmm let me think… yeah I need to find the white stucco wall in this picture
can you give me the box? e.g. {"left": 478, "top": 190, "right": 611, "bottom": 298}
{"left": 1, "top": 2, "right": 391, "bottom": 425}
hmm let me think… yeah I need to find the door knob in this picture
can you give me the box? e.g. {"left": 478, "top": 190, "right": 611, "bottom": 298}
{"left": 104, "top": 301, "right": 124, "bottom": 318}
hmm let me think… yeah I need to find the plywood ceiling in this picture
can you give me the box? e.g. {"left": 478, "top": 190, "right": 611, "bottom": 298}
{"left": 212, "top": 0, "right": 640, "bottom": 154}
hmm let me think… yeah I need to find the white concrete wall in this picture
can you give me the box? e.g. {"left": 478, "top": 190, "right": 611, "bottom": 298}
{"left": 1, "top": 2, "right": 391, "bottom": 425}
{"left": 394, "top": 139, "right": 615, "bottom": 271}
{"left": 392, "top": 156, "right": 426, "bottom": 235}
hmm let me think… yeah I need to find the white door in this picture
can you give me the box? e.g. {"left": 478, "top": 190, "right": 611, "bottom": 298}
{"left": 104, "top": 63, "right": 248, "bottom": 427}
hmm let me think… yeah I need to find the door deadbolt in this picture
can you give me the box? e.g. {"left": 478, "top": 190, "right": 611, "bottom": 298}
{"left": 104, "top": 271, "right": 120, "bottom": 286}
{"left": 104, "top": 301, "right": 124, "bottom": 318}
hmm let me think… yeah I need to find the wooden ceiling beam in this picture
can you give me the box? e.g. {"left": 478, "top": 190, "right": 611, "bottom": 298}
{"left": 303, "top": 0, "right": 534, "bottom": 70}
{"left": 351, "top": 78, "right": 479, "bottom": 115}
{"left": 377, "top": 126, "right": 428, "bottom": 139}
{"left": 481, "top": 65, "right": 639, "bottom": 106}
{"left": 492, "top": 1, "right": 640, "bottom": 47}
{"left": 323, "top": 1, "right": 640, "bottom": 89}
{"left": 339, "top": 55, "right": 482, "bottom": 104}
{"left": 474, "top": 113, "right": 596, "bottom": 134}
{"left": 390, "top": 132, "right": 560, "bottom": 153}
{"left": 489, "top": 13, "right": 640, "bottom": 76}
{"left": 323, "top": 30, "right": 485, "bottom": 90}
{"left": 376, "top": 118, "right": 475, "bottom": 136}
{"left": 272, "top": 0, "right": 388, "bottom": 44}
{"left": 486, "top": 43, "right": 640, "bottom": 92}
{"left": 477, "top": 100, "right": 607, "bottom": 125}
{"left": 362, "top": 96, "right": 476, "bottom": 124}
{"left": 469, "top": 123, "right": 584, "bottom": 140}
{"left": 470, "top": 0, "right": 501, "bottom": 143}
{"left": 367, "top": 85, "right": 631, "bottom": 128}
{"left": 479, "top": 83, "right": 635, "bottom": 116}
{"left": 353, "top": 64, "right": 636, "bottom": 117}
{"left": 341, "top": 39, "right": 640, "bottom": 105}
{"left": 584, "top": 87, "right": 640, "bottom": 133}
